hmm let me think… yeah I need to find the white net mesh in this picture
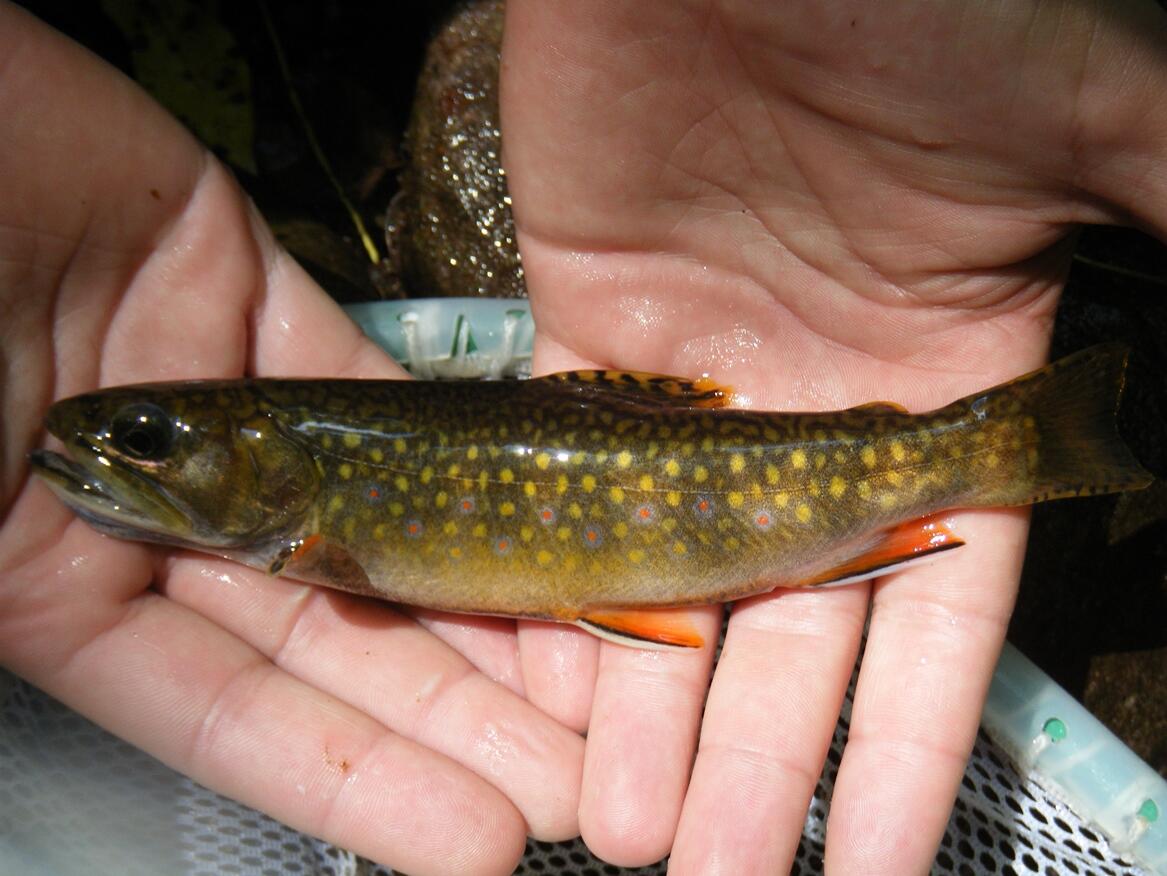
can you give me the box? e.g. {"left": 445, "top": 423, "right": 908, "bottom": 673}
{"left": 0, "top": 666, "right": 1149, "bottom": 875}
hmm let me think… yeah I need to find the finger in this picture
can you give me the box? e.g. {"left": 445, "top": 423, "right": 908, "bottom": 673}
{"left": 577, "top": 605, "right": 720, "bottom": 867}
{"left": 517, "top": 620, "right": 598, "bottom": 732}
{"left": 668, "top": 584, "right": 869, "bottom": 874}
{"left": 0, "top": 524, "right": 526, "bottom": 876}
{"left": 161, "top": 554, "right": 583, "bottom": 841}
{"left": 409, "top": 608, "right": 526, "bottom": 695}
{"left": 825, "top": 510, "right": 1025, "bottom": 873}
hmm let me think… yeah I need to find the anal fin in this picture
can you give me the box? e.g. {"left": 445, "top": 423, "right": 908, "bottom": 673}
{"left": 576, "top": 607, "right": 705, "bottom": 649}
{"left": 802, "top": 516, "right": 964, "bottom": 588}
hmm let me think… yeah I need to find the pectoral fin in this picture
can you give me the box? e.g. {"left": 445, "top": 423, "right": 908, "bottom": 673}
{"left": 270, "top": 533, "right": 373, "bottom": 595}
{"left": 802, "top": 517, "right": 964, "bottom": 588}
{"left": 576, "top": 608, "right": 705, "bottom": 649}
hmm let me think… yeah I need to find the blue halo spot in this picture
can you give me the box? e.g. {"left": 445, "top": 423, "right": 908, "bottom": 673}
{"left": 404, "top": 519, "right": 424, "bottom": 539}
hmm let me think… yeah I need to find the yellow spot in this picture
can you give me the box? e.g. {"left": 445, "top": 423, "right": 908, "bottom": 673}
{"left": 420, "top": 466, "right": 434, "bottom": 485}
{"left": 466, "top": 445, "right": 479, "bottom": 460}
{"left": 443, "top": 521, "right": 458, "bottom": 536}
{"left": 829, "top": 476, "right": 846, "bottom": 499}
{"left": 449, "top": 547, "right": 462, "bottom": 559}
{"left": 808, "top": 481, "right": 821, "bottom": 497}
{"left": 500, "top": 501, "right": 516, "bottom": 516}
{"left": 343, "top": 432, "right": 361, "bottom": 449}
{"left": 436, "top": 491, "right": 448, "bottom": 509}
{"left": 613, "top": 521, "right": 629, "bottom": 539}
{"left": 394, "top": 475, "right": 409, "bottom": 493}
{"left": 681, "top": 441, "right": 695, "bottom": 456}
{"left": 886, "top": 471, "right": 904, "bottom": 487}
{"left": 774, "top": 492, "right": 790, "bottom": 508}
{"left": 879, "top": 493, "right": 897, "bottom": 510}
{"left": 730, "top": 453, "right": 745, "bottom": 474}
{"left": 666, "top": 491, "right": 682, "bottom": 507}
{"left": 725, "top": 536, "right": 740, "bottom": 550}
{"left": 639, "top": 474, "right": 654, "bottom": 491}
{"left": 813, "top": 429, "right": 827, "bottom": 442}
{"left": 609, "top": 486, "right": 625, "bottom": 504}
{"left": 795, "top": 503, "right": 812, "bottom": 524}
{"left": 727, "top": 491, "right": 744, "bottom": 509}
{"left": 662, "top": 517, "right": 678, "bottom": 533}
{"left": 834, "top": 450, "right": 847, "bottom": 464}
{"left": 673, "top": 541, "right": 687, "bottom": 555}
{"left": 338, "top": 463, "right": 353, "bottom": 480}
{"left": 765, "top": 464, "right": 780, "bottom": 485}
{"left": 571, "top": 451, "right": 587, "bottom": 465}
{"left": 447, "top": 463, "right": 461, "bottom": 477}
{"left": 535, "top": 452, "right": 551, "bottom": 470}
{"left": 861, "top": 446, "right": 877, "bottom": 468}
{"left": 369, "top": 448, "right": 383, "bottom": 463}
{"left": 411, "top": 496, "right": 428, "bottom": 510}
{"left": 326, "top": 495, "right": 345, "bottom": 515}
{"left": 694, "top": 465, "right": 709, "bottom": 483}
{"left": 858, "top": 482, "right": 873, "bottom": 500}
{"left": 563, "top": 556, "right": 578, "bottom": 573}
{"left": 537, "top": 550, "right": 554, "bottom": 566}
{"left": 815, "top": 453, "right": 826, "bottom": 470}
{"left": 321, "top": 435, "right": 333, "bottom": 450}
{"left": 985, "top": 452, "right": 1000, "bottom": 468}
{"left": 557, "top": 526, "right": 572, "bottom": 541}
{"left": 472, "top": 523, "right": 488, "bottom": 537}
{"left": 372, "top": 523, "right": 386, "bottom": 540}
{"left": 791, "top": 449, "right": 807, "bottom": 469}
{"left": 568, "top": 502, "right": 583, "bottom": 519}
{"left": 582, "top": 474, "right": 597, "bottom": 493}
{"left": 521, "top": 525, "right": 534, "bottom": 542}
{"left": 616, "top": 450, "right": 633, "bottom": 468}
{"left": 628, "top": 549, "right": 645, "bottom": 564}
{"left": 890, "top": 441, "right": 906, "bottom": 462}
{"left": 701, "top": 436, "right": 715, "bottom": 452}
{"left": 557, "top": 474, "right": 569, "bottom": 495}
{"left": 388, "top": 502, "right": 405, "bottom": 517}
{"left": 393, "top": 438, "right": 407, "bottom": 454}
{"left": 524, "top": 481, "right": 537, "bottom": 497}
{"left": 343, "top": 517, "right": 357, "bottom": 540}
{"left": 664, "top": 459, "right": 681, "bottom": 477}
{"left": 478, "top": 471, "right": 489, "bottom": 490}
{"left": 595, "top": 450, "right": 609, "bottom": 464}
{"left": 500, "top": 468, "right": 514, "bottom": 484}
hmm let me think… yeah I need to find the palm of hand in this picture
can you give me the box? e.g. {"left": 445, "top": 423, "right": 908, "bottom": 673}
{"left": 500, "top": 0, "right": 1140, "bottom": 870}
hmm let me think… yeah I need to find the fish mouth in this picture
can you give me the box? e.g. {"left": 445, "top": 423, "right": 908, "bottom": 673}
{"left": 30, "top": 437, "right": 193, "bottom": 544}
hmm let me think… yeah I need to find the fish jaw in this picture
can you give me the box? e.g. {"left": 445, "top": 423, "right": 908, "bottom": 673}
{"left": 30, "top": 442, "right": 201, "bottom": 548}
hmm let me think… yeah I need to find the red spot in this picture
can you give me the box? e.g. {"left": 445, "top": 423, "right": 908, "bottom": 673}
{"left": 540, "top": 508, "right": 556, "bottom": 523}
{"left": 368, "top": 486, "right": 381, "bottom": 500}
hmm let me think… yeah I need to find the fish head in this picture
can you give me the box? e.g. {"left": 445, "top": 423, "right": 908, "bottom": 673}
{"left": 30, "top": 383, "right": 320, "bottom": 552}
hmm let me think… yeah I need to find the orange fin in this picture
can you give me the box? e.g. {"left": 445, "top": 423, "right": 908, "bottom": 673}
{"left": 576, "top": 608, "right": 705, "bottom": 649}
{"left": 802, "top": 517, "right": 965, "bottom": 587}
{"left": 549, "top": 370, "right": 731, "bottom": 409}
{"left": 269, "top": 533, "right": 373, "bottom": 595}
{"left": 848, "top": 400, "right": 908, "bottom": 414}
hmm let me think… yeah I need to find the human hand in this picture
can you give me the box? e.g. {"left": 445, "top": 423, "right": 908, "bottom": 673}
{"left": 0, "top": 6, "right": 583, "bottom": 875}
{"left": 501, "top": 0, "right": 1167, "bottom": 870}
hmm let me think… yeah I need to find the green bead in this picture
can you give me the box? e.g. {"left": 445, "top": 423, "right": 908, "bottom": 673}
{"left": 1041, "top": 717, "right": 1067, "bottom": 742}
{"left": 1137, "top": 798, "right": 1159, "bottom": 823}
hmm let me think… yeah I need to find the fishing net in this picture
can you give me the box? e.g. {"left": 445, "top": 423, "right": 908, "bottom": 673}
{"left": 0, "top": 661, "right": 1151, "bottom": 876}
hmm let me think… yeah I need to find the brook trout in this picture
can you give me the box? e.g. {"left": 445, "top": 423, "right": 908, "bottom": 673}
{"left": 31, "top": 345, "right": 1151, "bottom": 648}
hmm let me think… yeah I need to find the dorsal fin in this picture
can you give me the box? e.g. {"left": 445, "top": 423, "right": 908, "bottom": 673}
{"left": 848, "top": 400, "right": 909, "bottom": 415}
{"left": 547, "top": 370, "right": 731, "bottom": 409}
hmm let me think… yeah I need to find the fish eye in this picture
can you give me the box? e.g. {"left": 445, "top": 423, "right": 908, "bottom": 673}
{"left": 110, "top": 404, "right": 176, "bottom": 461}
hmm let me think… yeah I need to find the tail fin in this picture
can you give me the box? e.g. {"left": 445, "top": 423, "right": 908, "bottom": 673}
{"left": 991, "top": 344, "right": 1152, "bottom": 504}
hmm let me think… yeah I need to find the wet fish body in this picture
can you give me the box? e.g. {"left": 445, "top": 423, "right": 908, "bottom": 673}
{"left": 32, "top": 346, "right": 1151, "bottom": 647}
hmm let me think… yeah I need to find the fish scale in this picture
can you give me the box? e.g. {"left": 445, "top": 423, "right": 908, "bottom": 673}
{"left": 32, "top": 345, "right": 1152, "bottom": 648}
